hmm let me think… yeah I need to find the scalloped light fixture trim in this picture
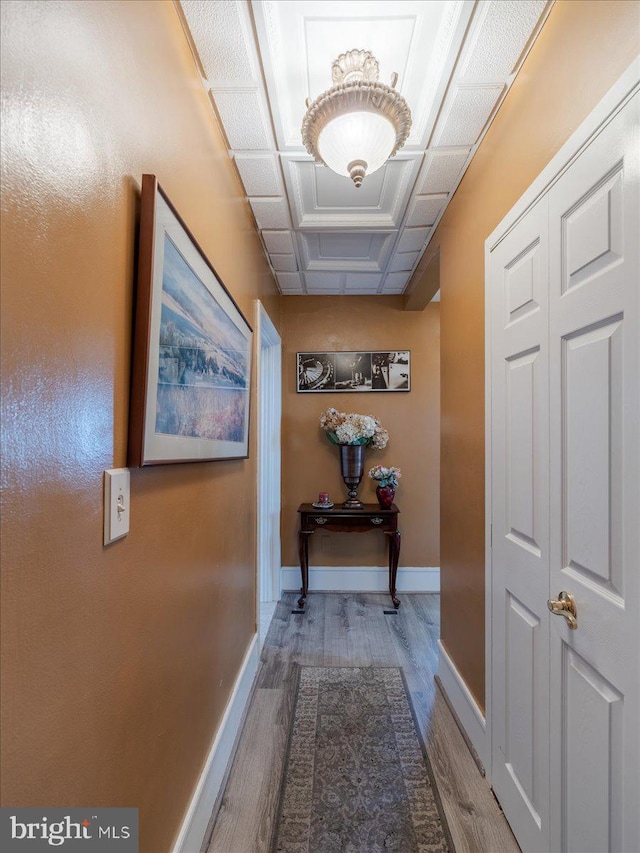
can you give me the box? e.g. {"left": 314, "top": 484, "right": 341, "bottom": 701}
{"left": 301, "top": 49, "right": 412, "bottom": 188}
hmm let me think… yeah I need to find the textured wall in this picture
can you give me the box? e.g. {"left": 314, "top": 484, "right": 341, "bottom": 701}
{"left": 280, "top": 296, "right": 440, "bottom": 569}
{"left": 0, "top": 2, "right": 277, "bottom": 850}
{"left": 420, "top": 0, "right": 640, "bottom": 709}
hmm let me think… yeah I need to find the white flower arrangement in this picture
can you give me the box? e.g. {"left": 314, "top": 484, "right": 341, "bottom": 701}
{"left": 368, "top": 465, "right": 401, "bottom": 488}
{"left": 319, "top": 407, "right": 389, "bottom": 448}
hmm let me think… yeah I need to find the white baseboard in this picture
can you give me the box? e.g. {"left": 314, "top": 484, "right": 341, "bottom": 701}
{"left": 281, "top": 565, "right": 440, "bottom": 593}
{"left": 172, "top": 635, "right": 259, "bottom": 853}
{"left": 438, "top": 639, "right": 487, "bottom": 771}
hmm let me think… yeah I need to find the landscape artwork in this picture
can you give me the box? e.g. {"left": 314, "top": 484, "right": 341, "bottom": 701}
{"left": 156, "top": 235, "right": 249, "bottom": 442}
{"left": 128, "top": 175, "right": 252, "bottom": 465}
{"left": 297, "top": 351, "right": 410, "bottom": 392}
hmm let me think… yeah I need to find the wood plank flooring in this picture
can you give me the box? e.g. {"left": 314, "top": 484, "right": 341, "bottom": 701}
{"left": 205, "top": 593, "right": 519, "bottom": 853}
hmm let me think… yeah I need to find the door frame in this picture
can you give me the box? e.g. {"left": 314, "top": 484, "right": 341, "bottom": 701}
{"left": 484, "top": 56, "right": 640, "bottom": 789}
{"left": 255, "top": 300, "right": 282, "bottom": 609}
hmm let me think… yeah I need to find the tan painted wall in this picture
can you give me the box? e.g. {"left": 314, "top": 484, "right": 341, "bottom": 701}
{"left": 418, "top": 0, "right": 640, "bottom": 709}
{"left": 0, "top": 2, "right": 278, "bottom": 850}
{"left": 281, "top": 297, "right": 440, "bottom": 570}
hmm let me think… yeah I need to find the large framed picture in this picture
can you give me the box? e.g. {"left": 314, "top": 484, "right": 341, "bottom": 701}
{"left": 128, "top": 174, "right": 253, "bottom": 466}
{"left": 297, "top": 351, "right": 410, "bottom": 393}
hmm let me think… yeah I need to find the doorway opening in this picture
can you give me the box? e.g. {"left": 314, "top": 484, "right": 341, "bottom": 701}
{"left": 255, "top": 301, "right": 282, "bottom": 646}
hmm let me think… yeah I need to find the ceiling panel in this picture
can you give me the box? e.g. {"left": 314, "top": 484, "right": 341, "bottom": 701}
{"left": 432, "top": 84, "right": 505, "bottom": 147}
{"left": 248, "top": 197, "right": 291, "bottom": 229}
{"left": 344, "top": 273, "right": 383, "bottom": 293}
{"left": 417, "top": 149, "right": 471, "bottom": 194}
{"left": 406, "top": 194, "right": 449, "bottom": 228}
{"left": 396, "top": 227, "right": 430, "bottom": 254}
{"left": 213, "top": 90, "right": 275, "bottom": 149}
{"left": 180, "top": 0, "right": 552, "bottom": 297}
{"left": 276, "top": 271, "right": 304, "bottom": 293}
{"left": 384, "top": 271, "right": 412, "bottom": 292}
{"left": 458, "top": 0, "right": 549, "bottom": 81}
{"left": 181, "top": 0, "right": 259, "bottom": 88}
{"left": 270, "top": 254, "right": 298, "bottom": 272}
{"left": 388, "top": 252, "right": 420, "bottom": 273}
{"left": 305, "top": 271, "right": 344, "bottom": 293}
{"left": 261, "top": 229, "right": 295, "bottom": 254}
{"left": 234, "top": 153, "right": 283, "bottom": 196}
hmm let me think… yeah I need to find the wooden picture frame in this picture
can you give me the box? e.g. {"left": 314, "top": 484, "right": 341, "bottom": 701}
{"left": 128, "top": 175, "right": 252, "bottom": 466}
{"left": 297, "top": 351, "right": 411, "bottom": 393}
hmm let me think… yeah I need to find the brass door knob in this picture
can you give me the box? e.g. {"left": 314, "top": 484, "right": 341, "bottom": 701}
{"left": 547, "top": 591, "right": 578, "bottom": 629}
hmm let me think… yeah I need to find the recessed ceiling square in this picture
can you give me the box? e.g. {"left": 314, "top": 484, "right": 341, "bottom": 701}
{"left": 315, "top": 165, "right": 385, "bottom": 208}
{"left": 319, "top": 234, "right": 374, "bottom": 260}
{"left": 284, "top": 156, "right": 420, "bottom": 228}
{"left": 299, "top": 231, "right": 395, "bottom": 272}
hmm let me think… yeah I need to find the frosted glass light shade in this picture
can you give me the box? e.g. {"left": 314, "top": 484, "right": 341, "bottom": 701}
{"left": 301, "top": 50, "right": 412, "bottom": 188}
{"left": 318, "top": 112, "right": 396, "bottom": 181}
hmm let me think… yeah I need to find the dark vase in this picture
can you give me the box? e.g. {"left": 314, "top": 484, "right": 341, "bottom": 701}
{"left": 376, "top": 485, "right": 395, "bottom": 509}
{"left": 339, "top": 444, "right": 365, "bottom": 508}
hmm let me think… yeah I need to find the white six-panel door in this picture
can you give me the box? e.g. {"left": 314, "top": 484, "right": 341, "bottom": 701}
{"left": 547, "top": 93, "right": 639, "bottom": 853}
{"left": 490, "top": 197, "right": 551, "bottom": 853}
{"left": 489, "top": 78, "right": 639, "bottom": 853}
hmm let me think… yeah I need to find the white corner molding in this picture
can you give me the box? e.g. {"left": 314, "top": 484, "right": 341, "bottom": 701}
{"left": 281, "top": 565, "right": 440, "bottom": 593}
{"left": 437, "top": 639, "right": 487, "bottom": 771}
{"left": 172, "top": 635, "right": 259, "bottom": 853}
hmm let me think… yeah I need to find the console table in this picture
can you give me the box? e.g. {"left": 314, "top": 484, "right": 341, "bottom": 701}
{"left": 297, "top": 503, "right": 401, "bottom": 609}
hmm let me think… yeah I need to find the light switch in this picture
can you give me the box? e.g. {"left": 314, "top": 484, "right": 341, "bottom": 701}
{"left": 104, "top": 468, "right": 130, "bottom": 545}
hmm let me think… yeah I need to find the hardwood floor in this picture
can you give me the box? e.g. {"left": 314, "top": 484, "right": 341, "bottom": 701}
{"left": 205, "top": 592, "right": 520, "bottom": 853}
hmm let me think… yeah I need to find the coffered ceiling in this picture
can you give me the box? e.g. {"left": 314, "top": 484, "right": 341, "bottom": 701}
{"left": 179, "top": 0, "right": 552, "bottom": 296}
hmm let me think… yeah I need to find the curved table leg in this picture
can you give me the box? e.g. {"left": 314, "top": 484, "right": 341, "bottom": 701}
{"left": 385, "top": 529, "right": 401, "bottom": 608}
{"left": 298, "top": 529, "right": 312, "bottom": 608}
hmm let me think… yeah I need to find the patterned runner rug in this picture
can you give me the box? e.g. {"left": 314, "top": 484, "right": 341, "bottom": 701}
{"left": 271, "top": 666, "right": 452, "bottom": 853}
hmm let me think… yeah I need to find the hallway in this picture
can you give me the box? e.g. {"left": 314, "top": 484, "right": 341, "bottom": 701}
{"left": 2, "top": 3, "right": 639, "bottom": 850}
{"left": 205, "top": 593, "right": 519, "bottom": 853}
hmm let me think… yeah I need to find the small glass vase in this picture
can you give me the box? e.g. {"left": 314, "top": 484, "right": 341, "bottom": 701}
{"left": 376, "top": 485, "right": 395, "bottom": 509}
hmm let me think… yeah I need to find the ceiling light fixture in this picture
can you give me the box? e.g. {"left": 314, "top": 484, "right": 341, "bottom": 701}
{"left": 301, "top": 49, "right": 412, "bottom": 188}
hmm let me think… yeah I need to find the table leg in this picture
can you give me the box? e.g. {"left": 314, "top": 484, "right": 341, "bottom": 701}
{"left": 298, "top": 529, "right": 312, "bottom": 608}
{"left": 385, "top": 529, "right": 401, "bottom": 608}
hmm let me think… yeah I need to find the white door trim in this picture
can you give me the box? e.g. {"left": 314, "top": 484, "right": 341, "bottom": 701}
{"left": 484, "top": 55, "right": 640, "bottom": 787}
{"left": 255, "top": 301, "right": 282, "bottom": 607}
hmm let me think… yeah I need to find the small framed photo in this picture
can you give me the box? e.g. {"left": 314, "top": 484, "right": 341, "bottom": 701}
{"left": 128, "top": 175, "right": 253, "bottom": 466}
{"left": 297, "top": 351, "right": 410, "bottom": 393}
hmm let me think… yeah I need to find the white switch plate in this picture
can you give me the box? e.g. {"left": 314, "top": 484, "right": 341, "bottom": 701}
{"left": 104, "top": 468, "right": 130, "bottom": 545}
